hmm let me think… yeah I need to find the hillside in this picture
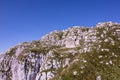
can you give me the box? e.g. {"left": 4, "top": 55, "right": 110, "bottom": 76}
{"left": 0, "top": 22, "right": 120, "bottom": 80}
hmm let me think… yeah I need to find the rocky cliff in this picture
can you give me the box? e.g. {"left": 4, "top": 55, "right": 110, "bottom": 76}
{"left": 0, "top": 22, "right": 120, "bottom": 80}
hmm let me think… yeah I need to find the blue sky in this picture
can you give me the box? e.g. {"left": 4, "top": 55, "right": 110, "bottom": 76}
{"left": 0, "top": 0, "right": 120, "bottom": 53}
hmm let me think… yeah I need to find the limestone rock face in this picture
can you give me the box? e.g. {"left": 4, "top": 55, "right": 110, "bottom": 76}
{"left": 65, "top": 38, "right": 76, "bottom": 48}
{"left": 0, "top": 22, "right": 120, "bottom": 80}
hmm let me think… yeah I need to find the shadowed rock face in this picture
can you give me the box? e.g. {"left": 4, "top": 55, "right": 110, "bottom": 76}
{"left": 0, "top": 22, "right": 120, "bottom": 80}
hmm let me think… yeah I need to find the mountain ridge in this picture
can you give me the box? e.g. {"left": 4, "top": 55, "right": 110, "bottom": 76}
{"left": 0, "top": 22, "right": 120, "bottom": 80}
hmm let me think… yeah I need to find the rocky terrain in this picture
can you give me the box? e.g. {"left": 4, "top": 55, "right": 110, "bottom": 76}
{"left": 0, "top": 22, "right": 120, "bottom": 80}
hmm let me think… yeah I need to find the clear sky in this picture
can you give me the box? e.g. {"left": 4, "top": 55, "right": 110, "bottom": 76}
{"left": 0, "top": 0, "right": 120, "bottom": 53}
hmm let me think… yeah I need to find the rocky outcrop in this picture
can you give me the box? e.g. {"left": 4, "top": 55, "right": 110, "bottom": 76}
{"left": 0, "top": 22, "right": 120, "bottom": 80}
